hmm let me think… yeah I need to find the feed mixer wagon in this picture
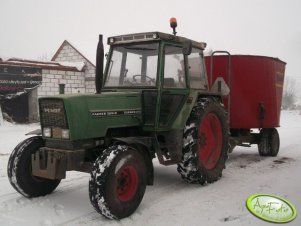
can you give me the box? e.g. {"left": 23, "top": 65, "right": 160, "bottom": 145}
{"left": 205, "top": 52, "right": 286, "bottom": 156}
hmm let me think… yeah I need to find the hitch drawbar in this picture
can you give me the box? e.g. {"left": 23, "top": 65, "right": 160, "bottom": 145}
{"left": 31, "top": 148, "right": 92, "bottom": 180}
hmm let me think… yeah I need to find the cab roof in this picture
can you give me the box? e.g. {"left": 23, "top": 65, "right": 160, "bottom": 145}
{"left": 108, "top": 32, "right": 206, "bottom": 50}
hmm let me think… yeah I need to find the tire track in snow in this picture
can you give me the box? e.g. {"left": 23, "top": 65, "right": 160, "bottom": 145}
{"left": 55, "top": 165, "right": 186, "bottom": 225}
{"left": 0, "top": 175, "right": 89, "bottom": 214}
{"left": 226, "top": 143, "right": 299, "bottom": 170}
{"left": 55, "top": 211, "right": 98, "bottom": 226}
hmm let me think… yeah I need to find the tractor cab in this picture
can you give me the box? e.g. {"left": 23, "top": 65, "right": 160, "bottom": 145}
{"left": 100, "top": 32, "right": 208, "bottom": 130}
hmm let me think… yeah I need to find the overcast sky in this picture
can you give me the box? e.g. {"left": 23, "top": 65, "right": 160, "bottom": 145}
{"left": 1, "top": 0, "right": 300, "bottom": 81}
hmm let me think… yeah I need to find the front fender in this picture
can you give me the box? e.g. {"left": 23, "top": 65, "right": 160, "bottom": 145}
{"left": 113, "top": 137, "right": 154, "bottom": 185}
{"left": 26, "top": 129, "right": 42, "bottom": 136}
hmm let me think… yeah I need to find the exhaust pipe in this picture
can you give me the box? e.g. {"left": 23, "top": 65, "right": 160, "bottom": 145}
{"left": 95, "top": 34, "right": 104, "bottom": 94}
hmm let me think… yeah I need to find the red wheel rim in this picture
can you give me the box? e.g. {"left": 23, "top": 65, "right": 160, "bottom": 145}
{"left": 116, "top": 165, "right": 138, "bottom": 202}
{"left": 198, "top": 112, "right": 223, "bottom": 170}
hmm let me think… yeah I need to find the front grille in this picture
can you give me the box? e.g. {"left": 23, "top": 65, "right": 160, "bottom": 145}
{"left": 39, "top": 99, "right": 68, "bottom": 128}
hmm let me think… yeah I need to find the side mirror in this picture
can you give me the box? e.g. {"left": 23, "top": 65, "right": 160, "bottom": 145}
{"left": 183, "top": 41, "right": 192, "bottom": 55}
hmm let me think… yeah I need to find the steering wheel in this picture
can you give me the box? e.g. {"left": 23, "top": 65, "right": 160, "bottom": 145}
{"left": 132, "top": 74, "right": 156, "bottom": 85}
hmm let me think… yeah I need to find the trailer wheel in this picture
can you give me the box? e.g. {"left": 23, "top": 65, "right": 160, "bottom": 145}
{"left": 7, "top": 136, "right": 61, "bottom": 198}
{"left": 258, "top": 128, "right": 280, "bottom": 157}
{"left": 177, "top": 98, "right": 229, "bottom": 184}
{"left": 89, "top": 145, "right": 147, "bottom": 219}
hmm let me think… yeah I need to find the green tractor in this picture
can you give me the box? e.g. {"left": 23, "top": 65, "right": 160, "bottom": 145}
{"left": 7, "top": 20, "right": 229, "bottom": 219}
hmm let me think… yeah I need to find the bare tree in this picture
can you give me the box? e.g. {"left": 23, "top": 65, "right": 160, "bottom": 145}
{"left": 282, "top": 76, "right": 298, "bottom": 110}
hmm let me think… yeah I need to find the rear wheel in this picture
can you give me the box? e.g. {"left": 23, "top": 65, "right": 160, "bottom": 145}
{"left": 7, "top": 136, "right": 61, "bottom": 197}
{"left": 177, "top": 98, "right": 229, "bottom": 184}
{"left": 258, "top": 128, "right": 280, "bottom": 157}
{"left": 89, "top": 145, "right": 147, "bottom": 219}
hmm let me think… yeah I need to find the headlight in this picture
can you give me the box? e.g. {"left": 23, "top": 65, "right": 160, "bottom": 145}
{"left": 61, "top": 129, "right": 70, "bottom": 139}
{"left": 43, "top": 127, "right": 51, "bottom": 138}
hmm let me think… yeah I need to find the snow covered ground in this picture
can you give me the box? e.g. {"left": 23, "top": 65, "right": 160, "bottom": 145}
{"left": 0, "top": 110, "right": 300, "bottom": 226}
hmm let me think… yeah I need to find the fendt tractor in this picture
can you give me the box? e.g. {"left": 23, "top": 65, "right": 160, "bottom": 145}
{"left": 7, "top": 18, "right": 285, "bottom": 219}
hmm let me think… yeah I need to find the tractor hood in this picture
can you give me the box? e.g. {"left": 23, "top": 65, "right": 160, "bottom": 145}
{"left": 39, "top": 91, "right": 142, "bottom": 140}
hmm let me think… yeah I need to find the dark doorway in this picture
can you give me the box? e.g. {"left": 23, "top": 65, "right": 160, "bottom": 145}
{"left": 2, "top": 93, "right": 29, "bottom": 123}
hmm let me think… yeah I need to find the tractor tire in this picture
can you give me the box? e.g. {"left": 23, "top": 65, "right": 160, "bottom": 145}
{"left": 258, "top": 128, "right": 280, "bottom": 157}
{"left": 177, "top": 97, "right": 229, "bottom": 184}
{"left": 89, "top": 145, "right": 147, "bottom": 219}
{"left": 7, "top": 136, "right": 61, "bottom": 198}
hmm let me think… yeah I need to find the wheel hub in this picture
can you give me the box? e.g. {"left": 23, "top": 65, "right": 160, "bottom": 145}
{"left": 198, "top": 112, "right": 223, "bottom": 170}
{"left": 116, "top": 165, "right": 138, "bottom": 202}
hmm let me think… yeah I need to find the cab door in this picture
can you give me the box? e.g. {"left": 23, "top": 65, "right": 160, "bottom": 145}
{"left": 156, "top": 43, "right": 189, "bottom": 129}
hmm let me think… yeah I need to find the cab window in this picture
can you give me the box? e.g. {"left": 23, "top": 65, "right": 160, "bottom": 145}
{"left": 104, "top": 43, "right": 159, "bottom": 87}
{"left": 187, "top": 48, "right": 207, "bottom": 89}
{"left": 163, "top": 45, "right": 186, "bottom": 88}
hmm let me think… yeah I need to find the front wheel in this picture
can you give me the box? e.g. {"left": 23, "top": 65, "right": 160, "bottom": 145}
{"left": 7, "top": 136, "right": 61, "bottom": 197}
{"left": 89, "top": 145, "right": 147, "bottom": 219}
{"left": 177, "top": 98, "right": 229, "bottom": 184}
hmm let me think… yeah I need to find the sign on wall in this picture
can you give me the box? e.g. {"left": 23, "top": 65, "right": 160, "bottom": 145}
{"left": 0, "top": 65, "right": 42, "bottom": 95}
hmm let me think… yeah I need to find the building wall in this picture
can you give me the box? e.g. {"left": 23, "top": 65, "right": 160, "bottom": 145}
{"left": 37, "top": 69, "right": 85, "bottom": 97}
{"left": 1, "top": 42, "right": 96, "bottom": 123}
{"left": 53, "top": 44, "right": 96, "bottom": 93}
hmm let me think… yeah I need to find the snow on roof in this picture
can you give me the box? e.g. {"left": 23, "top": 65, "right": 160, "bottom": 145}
{"left": 0, "top": 58, "right": 85, "bottom": 71}
{"left": 0, "top": 56, "right": 11, "bottom": 62}
{"left": 57, "top": 61, "right": 86, "bottom": 71}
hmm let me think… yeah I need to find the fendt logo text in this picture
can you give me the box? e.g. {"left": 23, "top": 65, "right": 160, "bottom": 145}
{"left": 44, "top": 108, "right": 61, "bottom": 113}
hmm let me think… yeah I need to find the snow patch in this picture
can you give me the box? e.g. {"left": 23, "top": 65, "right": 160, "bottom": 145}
{"left": 57, "top": 61, "right": 86, "bottom": 71}
{"left": 185, "top": 123, "right": 196, "bottom": 130}
{"left": 183, "top": 134, "right": 194, "bottom": 148}
{"left": 96, "top": 150, "right": 116, "bottom": 176}
{"left": 94, "top": 145, "right": 127, "bottom": 179}
{"left": 53, "top": 204, "right": 65, "bottom": 216}
{"left": 40, "top": 219, "right": 53, "bottom": 226}
{"left": 97, "top": 197, "right": 115, "bottom": 220}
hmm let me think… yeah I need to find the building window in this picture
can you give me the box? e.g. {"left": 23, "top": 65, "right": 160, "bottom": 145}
{"left": 59, "top": 84, "right": 65, "bottom": 94}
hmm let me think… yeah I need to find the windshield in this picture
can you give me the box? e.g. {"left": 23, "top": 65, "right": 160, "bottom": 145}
{"left": 104, "top": 43, "right": 159, "bottom": 88}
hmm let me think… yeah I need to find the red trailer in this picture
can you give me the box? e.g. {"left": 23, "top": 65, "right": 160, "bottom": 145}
{"left": 205, "top": 52, "right": 286, "bottom": 156}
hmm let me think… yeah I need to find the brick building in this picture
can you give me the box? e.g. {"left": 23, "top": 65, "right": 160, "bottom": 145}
{"left": 0, "top": 41, "right": 96, "bottom": 122}
{"left": 51, "top": 40, "right": 96, "bottom": 94}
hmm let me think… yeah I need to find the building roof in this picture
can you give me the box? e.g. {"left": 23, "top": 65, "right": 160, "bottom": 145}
{"left": 51, "top": 40, "right": 96, "bottom": 67}
{"left": 108, "top": 32, "right": 207, "bottom": 50}
{"left": 0, "top": 58, "right": 85, "bottom": 72}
